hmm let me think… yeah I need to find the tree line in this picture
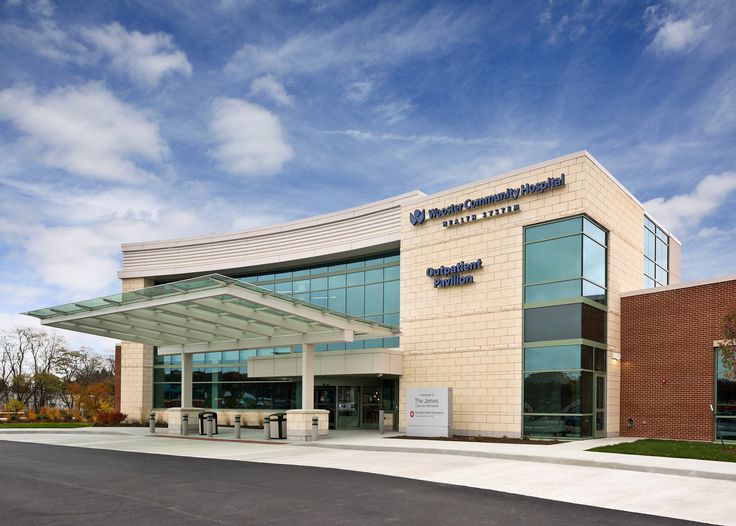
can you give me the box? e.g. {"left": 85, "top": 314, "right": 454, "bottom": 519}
{"left": 0, "top": 327, "right": 114, "bottom": 417}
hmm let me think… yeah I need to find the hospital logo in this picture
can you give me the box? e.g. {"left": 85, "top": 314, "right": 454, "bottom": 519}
{"left": 409, "top": 209, "right": 426, "bottom": 226}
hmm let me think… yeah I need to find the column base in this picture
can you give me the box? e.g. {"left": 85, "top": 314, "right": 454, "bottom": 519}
{"left": 167, "top": 407, "right": 202, "bottom": 435}
{"left": 285, "top": 409, "right": 329, "bottom": 441}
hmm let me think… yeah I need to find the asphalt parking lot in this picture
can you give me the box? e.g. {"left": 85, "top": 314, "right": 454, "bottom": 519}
{"left": 0, "top": 441, "right": 708, "bottom": 525}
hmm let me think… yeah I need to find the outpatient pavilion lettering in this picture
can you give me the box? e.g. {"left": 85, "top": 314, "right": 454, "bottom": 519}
{"left": 408, "top": 173, "right": 566, "bottom": 228}
{"left": 426, "top": 259, "right": 482, "bottom": 288}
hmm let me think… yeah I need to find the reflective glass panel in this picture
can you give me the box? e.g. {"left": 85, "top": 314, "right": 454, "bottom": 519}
{"left": 523, "top": 415, "right": 593, "bottom": 438}
{"left": 524, "top": 345, "right": 588, "bottom": 371}
{"left": 328, "top": 288, "right": 346, "bottom": 311}
{"left": 525, "top": 217, "right": 582, "bottom": 242}
{"left": 346, "top": 287, "right": 365, "bottom": 315}
{"left": 525, "top": 236, "right": 582, "bottom": 285}
{"left": 644, "top": 229, "right": 656, "bottom": 260}
{"left": 716, "top": 418, "right": 736, "bottom": 440}
{"left": 524, "top": 304, "right": 606, "bottom": 343}
{"left": 656, "top": 238, "right": 668, "bottom": 267}
{"left": 524, "top": 280, "right": 580, "bottom": 304}
{"left": 365, "top": 283, "right": 383, "bottom": 315}
{"left": 582, "top": 280, "right": 606, "bottom": 305}
{"left": 384, "top": 281, "right": 400, "bottom": 313}
{"left": 583, "top": 218, "right": 606, "bottom": 245}
{"left": 583, "top": 236, "right": 606, "bottom": 286}
{"left": 524, "top": 371, "right": 593, "bottom": 414}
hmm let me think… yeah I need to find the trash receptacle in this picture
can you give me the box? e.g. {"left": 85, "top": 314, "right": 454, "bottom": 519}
{"left": 269, "top": 412, "right": 287, "bottom": 439}
{"left": 198, "top": 411, "right": 218, "bottom": 435}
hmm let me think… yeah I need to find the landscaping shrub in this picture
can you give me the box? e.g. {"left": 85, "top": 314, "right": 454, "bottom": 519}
{"left": 37, "top": 407, "right": 63, "bottom": 422}
{"left": 5, "top": 399, "right": 24, "bottom": 412}
{"left": 95, "top": 411, "right": 127, "bottom": 426}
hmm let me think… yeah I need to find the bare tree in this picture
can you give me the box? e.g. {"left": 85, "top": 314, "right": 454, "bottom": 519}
{"left": 21, "top": 328, "right": 67, "bottom": 410}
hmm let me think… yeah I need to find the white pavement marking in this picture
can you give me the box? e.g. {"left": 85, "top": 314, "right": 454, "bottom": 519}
{"left": 1, "top": 432, "right": 733, "bottom": 525}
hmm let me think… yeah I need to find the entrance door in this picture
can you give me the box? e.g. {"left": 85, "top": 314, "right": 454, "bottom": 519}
{"left": 315, "top": 387, "right": 336, "bottom": 429}
{"left": 337, "top": 386, "right": 360, "bottom": 428}
{"left": 361, "top": 387, "right": 381, "bottom": 428}
{"left": 594, "top": 373, "right": 606, "bottom": 438}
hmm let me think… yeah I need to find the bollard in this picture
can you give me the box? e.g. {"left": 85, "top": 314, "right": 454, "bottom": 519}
{"left": 263, "top": 416, "right": 271, "bottom": 440}
{"left": 379, "top": 410, "right": 385, "bottom": 434}
{"left": 206, "top": 414, "right": 213, "bottom": 438}
{"left": 149, "top": 412, "right": 156, "bottom": 434}
{"left": 182, "top": 414, "right": 189, "bottom": 436}
{"left": 311, "top": 416, "right": 319, "bottom": 442}
{"left": 234, "top": 415, "right": 241, "bottom": 440}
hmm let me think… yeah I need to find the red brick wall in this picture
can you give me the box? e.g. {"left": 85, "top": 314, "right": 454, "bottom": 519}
{"left": 620, "top": 279, "right": 736, "bottom": 441}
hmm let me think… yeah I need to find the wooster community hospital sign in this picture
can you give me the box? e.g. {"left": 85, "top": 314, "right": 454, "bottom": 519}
{"left": 409, "top": 173, "right": 566, "bottom": 228}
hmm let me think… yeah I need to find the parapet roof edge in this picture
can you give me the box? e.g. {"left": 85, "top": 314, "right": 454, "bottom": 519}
{"left": 621, "top": 275, "right": 736, "bottom": 297}
{"left": 400, "top": 149, "right": 681, "bottom": 245}
{"left": 583, "top": 150, "right": 680, "bottom": 245}
{"left": 121, "top": 190, "right": 426, "bottom": 252}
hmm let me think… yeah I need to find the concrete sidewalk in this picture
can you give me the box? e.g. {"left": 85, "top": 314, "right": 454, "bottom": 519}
{"left": 1, "top": 427, "right": 734, "bottom": 525}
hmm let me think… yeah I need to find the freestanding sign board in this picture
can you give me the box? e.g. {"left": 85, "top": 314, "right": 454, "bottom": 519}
{"left": 406, "top": 387, "right": 453, "bottom": 437}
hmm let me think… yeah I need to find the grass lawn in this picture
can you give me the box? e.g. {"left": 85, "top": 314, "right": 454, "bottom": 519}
{"left": 0, "top": 422, "right": 93, "bottom": 429}
{"left": 588, "top": 439, "right": 736, "bottom": 462}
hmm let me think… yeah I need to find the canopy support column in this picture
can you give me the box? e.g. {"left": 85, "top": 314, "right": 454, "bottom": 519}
{"left": 301, "top": 343, "right": 314, "bottom": 410}
{"left": 181, "top": 352, "right": 193, "bottom": 407}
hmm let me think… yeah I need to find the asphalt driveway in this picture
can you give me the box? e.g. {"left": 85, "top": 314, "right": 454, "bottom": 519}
{"left": 0, "top": 441, "right": 708, "bottom": 525}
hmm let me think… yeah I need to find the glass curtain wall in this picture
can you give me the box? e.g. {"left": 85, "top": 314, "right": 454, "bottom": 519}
{"left": 644, "top": 216, "right": 669, "bottom": 288}
{"left": 240, "top": 253, "right": 400, "bottom": 351}
{"left": 523, "top": 216, "right": 608, "bottom": 438}
{"left": 153, "top": 349, "right": 298, "bottom": 409}
{"left": 716, "top": 348, "right": 736, "bottom": 440}
{"left": 153, "top": 253, "right": 400, "bottom": 409}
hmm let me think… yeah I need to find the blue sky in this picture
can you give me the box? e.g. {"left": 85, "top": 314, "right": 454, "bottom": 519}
{"left": 1, "top": 0, "right": 735, "bottom": 354}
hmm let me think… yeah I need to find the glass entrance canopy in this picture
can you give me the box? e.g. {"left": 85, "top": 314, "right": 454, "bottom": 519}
{"left": 24, "top": 274, "right": 399, "bottom": 355}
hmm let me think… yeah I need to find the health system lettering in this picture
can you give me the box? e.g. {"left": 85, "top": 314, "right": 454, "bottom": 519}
{"left": 409, "top": 173, "right": 566, "bottom": 228}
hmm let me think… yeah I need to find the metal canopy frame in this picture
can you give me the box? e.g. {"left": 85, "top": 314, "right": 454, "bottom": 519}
{"left": 24, "top": 274, "right": 399, "bottom": 355}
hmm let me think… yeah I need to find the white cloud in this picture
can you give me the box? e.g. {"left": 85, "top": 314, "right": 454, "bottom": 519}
{"left": 225, "top": 5, "right": 477, "bottom": 77}
{"left": 2, "top": 20, "right": 190, "bottom": 87}
{"left": 79, "top": 22, "right": 192, "bottom": 86}
{"left": 374, "top": 99, "right": 414, "bottom": 125}
{"left": 209, "top": 98, "right": 294, "bottom": 176}
{"left": 249, "top": 75, "right": 293, "bottom": 106}
{"left": 0, "top": 83, "right": 167, "bottom": 182}
{"left": 0, "top": 311, "right": 118, "bottom": 355}
{"left": 345, "top": 81, "right": 373, "bottom": 103}
{"left": 326, "top": 129, "right": 493, "bottom": 146}
{"left": 650, "top": 18, "right": 710, "bottom": 53}
{"left": 645, "top": 6, "right": 710, "bottom": 54}
{"left": 643, "top": 172, "right": 736, "bottom": 235}
{"left": 1, "top": 20, "right": 88, "bottom": 63}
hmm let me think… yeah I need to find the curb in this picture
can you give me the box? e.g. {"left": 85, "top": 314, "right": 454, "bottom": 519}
{"left": 299, "top": 442, "right": 736, "bottom": 482}
{"left": 0, "top": 429, "right": 143, "bottom": 436}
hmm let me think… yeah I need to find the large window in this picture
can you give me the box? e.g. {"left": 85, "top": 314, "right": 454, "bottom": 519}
{"left": 240, "top": 253, "right": 400, "bottom": 351}
{"left": 153, "top": 253, "right": 400, "bottom": 409}
{"left": 716, "top": 348, "right": 736, "bottom": 441}
{"left": 523, "top": 216, "right": 608, "bottom": 439}
{"left": 524, "top": 217, "right": 607, "bottom": 305}
{"left": 644, "top": 216, "right": 669, "bottom": 288}
{"left": 153, "top": 349, "right": 298, "bottom": 409}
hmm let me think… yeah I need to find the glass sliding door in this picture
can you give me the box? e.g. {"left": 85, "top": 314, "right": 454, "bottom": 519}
{"left": 361, "top": 387, "right": 381, "bottom": 428}
{"left": 337, "top": 386, "right": 360, "bottom": 428}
